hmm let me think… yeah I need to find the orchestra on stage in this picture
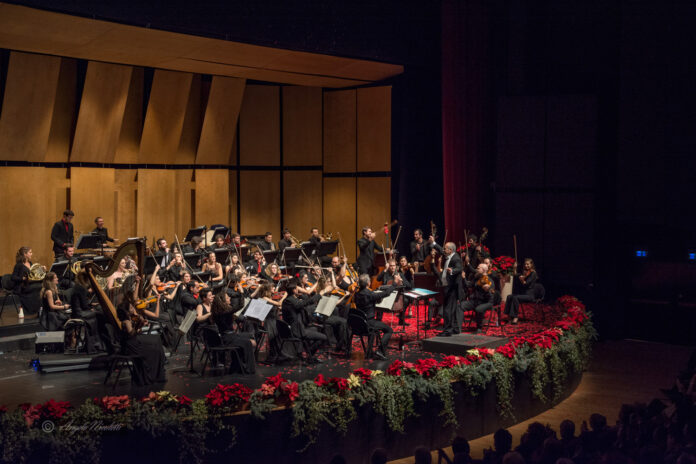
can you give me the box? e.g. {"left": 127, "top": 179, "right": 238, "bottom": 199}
{"left": 5, "top": 209, "right": 543, "bottom": 385}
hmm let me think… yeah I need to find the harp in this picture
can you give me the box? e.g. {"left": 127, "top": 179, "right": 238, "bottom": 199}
{"left": 84, "top": 238, "right": 146, "bottom": 331}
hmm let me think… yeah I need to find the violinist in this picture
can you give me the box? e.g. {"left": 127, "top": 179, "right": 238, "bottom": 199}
{"left": 357, "top": 227, "right": 384, "bottom": 276}
{"left": 154, "top": 238, "right": 173, "bottom": 268}
{"left": 281, "top": 281, "right": 327, "bottom": 363}
{"left": 165, "top": 252, "right": 185, "bottom": 282}
{"left": 258, "top": 232, "right": 275, "bottom": 252}
{"left": 211, "top": 292, "right": 256, "bottom": 373}
{"left": 224, "top": 273, "right": 246, "bottom": 313}
{"left": 201, "top": 251, "right": 224, "bottom": 285}
{"left": 225, "top": 253, "right": 244, "bottom": 276}
{"left": 297, "top": 272, "right": 318, "bottom": 295}
{"left": 247, "top": 250, "right": 266, "bottom": 276}
{"left": 461, "top": 263, "right": 495, "bottom": 333}
{"left": 180, "top": 280, "right": 201, "bottom": 314}
{"left": 398, "top": 255, "right": 415, "bottom": 288}
{"left": 377, "top": 259, "right": 410, "bottom": 289}
{"left": 354, "top": 274, "right": 394, "bottom": 360}
{"left": 249, "top": 281, "right": 287, "bottom": 363}
{"left": 116, "top": 275, "right": 166, "bottom": 385}
{"left": 504, "top": 258, "right": 539, "bottom": 325}
{"left": 278, "top": 228, "right": 295, "bottom": 252}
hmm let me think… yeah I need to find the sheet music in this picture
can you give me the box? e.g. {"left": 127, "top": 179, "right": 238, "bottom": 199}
{"left": 376, "top": 291, "right": 399, "bottom": 310}
{"left": 177, "top": 310, "right": 197, "bottom": 334}
{"left": 315, "top": 295, "right": 340, "bottom": 317}
{"left": 244, "top": 298, "right": 274, "bottom": 321}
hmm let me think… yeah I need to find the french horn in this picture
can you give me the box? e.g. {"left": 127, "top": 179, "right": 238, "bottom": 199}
{"left": 28, "top": 263, "right": 46, "bottom": 281}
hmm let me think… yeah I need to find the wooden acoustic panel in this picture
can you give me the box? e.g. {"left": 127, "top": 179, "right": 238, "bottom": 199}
{"left": 139, "top": 69, "right": 193, "bottom": 164}
{"left": 228, "top": 170, "right": 238, "bottom": 233}
{"left": 357, "top": 86, "right": 391, "bottom": 172}
{"left": 196, "top": 76, "right": 246, "bottom": 165}
{"left": 45, "top": 58, "right": 77, "bottom": 163}
{"left": 195, "top": 170, "right": 230, "bottom": 228}
{"left": 174, "top": 74, "right": 202, "bottom": 165}
{"left": 283, "top": 171, "right": 322, "bottom": 239}
{"left": 174, "top": 170, "right": 194, "bottom": 240}
{"left": 0, "top": 167, "right": 66, "bottom": 273}
{"left": 71, "top": 61, "right": 133, "bottom": 163}
{"left": 239, "top": 85, "right": 280, "bottom": 166}
{"left": 70, "top": 167, "right": 116, "bottom": 242}
{"left": 283, "top": 86, "right": 322, "bottom": 166}
{"left": 136, "top": 169, "right": 178, "bottom": 243}
{"left": 357, "top": 177, "right": 391, "bottom": 249}
{"left": 0, "top": 52, "right": 61, "bottom": 162}
{"left": 239, "top": 171, "right": 280, "bottom": 235}
{"left": 323, "top": 90, "right": 356, "bottom": 173}
{"left": 114, "top": 68, "right": 143, "bottom": 164}
{"left": 114, "top": 169, "right": 137, "bottom": 242}
{"left": 323, "top": 177, "right": 356, "bottom": 262}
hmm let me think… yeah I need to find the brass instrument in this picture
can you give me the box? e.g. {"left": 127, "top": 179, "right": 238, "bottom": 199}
{"left": 28, "top": 263, "right": 46, "bottom": 281}
{"left": 320, "top": 232, "right": 333, "bottom": 241}
{"left": 70, "top": 260, "right": 83, "bottom": 275}
{"left": 290, "top": 235, "right": 302, "bottom": 248}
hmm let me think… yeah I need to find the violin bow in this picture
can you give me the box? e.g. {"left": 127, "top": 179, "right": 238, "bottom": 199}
{"left": 175, "top": 234, "right": 206, "bottom": 285}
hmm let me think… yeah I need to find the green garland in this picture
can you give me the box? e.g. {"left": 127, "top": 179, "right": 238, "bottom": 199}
{"left": 491, "top": 354, "right": 515, "bottom": 419}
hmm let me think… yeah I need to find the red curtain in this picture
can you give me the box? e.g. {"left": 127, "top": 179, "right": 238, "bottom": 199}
{"left": 441, "top": 0, "right": 491, "bottom": 243}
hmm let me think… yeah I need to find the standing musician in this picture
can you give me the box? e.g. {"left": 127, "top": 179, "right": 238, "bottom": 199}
{"left": 433, "top": 242, "right": 464, "bottom": 337}
{"left": 12, "top": 246, "right": 42, "bottom": 317}
{"left": 92, "top": 217, "right": 116, "bottom": 245}
{"left": 201, "top": 251, "right": 224, "bottom": 286}
{"left": 461, "top": 263, "right": 495, "bottom": 332}
{"left": 465, "top": 234, "right": 484, "bottom": 269}
{"left": 278, "top": 228, "right": 296, "bottom": 252}
{"left": 504, "top": 258, "right": 539, "bottom": 325}
{"left": 51, "top": 210, "right": 74, "bottom": 258}
{"left": 410, "top": 229, "right": 433, "bottom": 268}
{"left": 354, "top": 275, "right": 394, "bottom": 360}
{"left": 258, "top": 232, "right": 275, "bottom": 252}
{"left": 357, "top": 227, "right": 385, "bottom": 276}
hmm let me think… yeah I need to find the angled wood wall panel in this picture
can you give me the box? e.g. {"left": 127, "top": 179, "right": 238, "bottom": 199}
{"left": 240, "top": 171, "right": 280, "bottom": 235}
{"left": 228, "top": 171, "right": 238, "bottom": 233}
{"left": 173, "top": 170, "right": 194, "bottom": 237}
{"left": 323, "top": 89, "right": 356, "bottom": 172}
{"left": 70, "top": 167, "right": 116, "bottom": 239}
{"left": 113, "top": 68, "right": 143, "bottom": 164}
{"left": 323, "top": 178, "right": 356, "bottom": 262}
{"left": 239, "top": 85, "right": 280, "bottom": 166}
{"left": 0, "top": 52, "right": 61, "bottom": 161}
{"left": 195, "top": 169, "right": 229, "bottom": 228}
{"left": 136, "top": 169, "right": 178, "bottom": 243}
{"left": 357, "top": 86, "right": 391, "bottom": 172}
{"left": 174, "top": 74, "right": 202, "bottom": 165}
{"left": 196, "top": 76, "right": 246, "bottom": 164}
{"left": 283, "top": 86, "right": 322, "bottom": 166}
{"left": 70, "top": 61, "right": 133, "bottom": 163}
{"left": 357, "top": 177, "right": 391, "bottom": 249}
{"left": 45, "top": 58, "right": 77, "bottom": 163}
{"left": 114, "top": 169, "right": 137, "bottom": 241}
{"left": 138, "top": 70, "right": 193, "bottom": 163}
{"left": 283, "top": 171, "right": 322, "bottom": 238}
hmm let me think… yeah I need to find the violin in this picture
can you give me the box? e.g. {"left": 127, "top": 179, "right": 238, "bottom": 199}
{"left": 476, "top": 274, "right": 493, "bottom": 290}
{"left": 156, "top": 282, "right": 176, "bottom": 292}
{"left": 135, "top": 295, "right": 157, "bottom": 310}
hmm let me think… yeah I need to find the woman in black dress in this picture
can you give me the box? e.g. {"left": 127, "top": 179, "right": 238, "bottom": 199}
{"left": 116, "top": 275, "right": 166, "bottom": 386}
{"left": 40, "top": 272, "right": 70, "bottom": 330}
{"left": 11, "top": 246, "right": 42, "bottom": 317}
{"left": 71, "top": 271, "right": 113, "bottom": 352}
{"left": 211, "top": 293, "right": 256, "bottom": 373}
{"left": 504, "top": 258, "right": 540, "bottom": 325}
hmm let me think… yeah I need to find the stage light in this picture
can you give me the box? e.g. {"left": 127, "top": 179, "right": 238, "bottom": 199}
{"left": 635, "top": 250, "right": 647, "bottom": 258}
{"left": 689, "top": 252, "right": 695, "bottom": 261}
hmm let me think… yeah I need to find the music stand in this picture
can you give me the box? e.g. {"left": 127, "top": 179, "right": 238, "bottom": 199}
{"left": 300, "top": 241, "right": 317, "bottom": 256}
{"left": 50, "top": 260, "right": 70, "bottom": 279}
{"left": 213, "top": 248, "right": 231, "bottom": 265}
{"left": 315, "top": 240, "right": 338, "bottom": 258}
{"left": 184, "top": 227, "right": 205, "bottom": 242}
{"left": 184, "top": 252, "right": 202, "bottom": 270}
{"left": 75, "top": 233, "right": 102, "bottom": 250}
{"left": 239, "top": 246, "right": 253, "bottom": 263}
{"left": 263, "top": 250, "right": 279, "bottom": 264}
{"left": 281, "top": 247, "right": 302, "bottom": 265}
{"left": 211, "top": 226, "right": 229, "bottom": 238}
{"left": 143, "top": 255, "right": 157, "bottom": 275}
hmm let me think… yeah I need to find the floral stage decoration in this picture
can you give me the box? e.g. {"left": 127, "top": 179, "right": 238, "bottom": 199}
{"left": 0, "top": 296, "right": 596, "bottom": 464}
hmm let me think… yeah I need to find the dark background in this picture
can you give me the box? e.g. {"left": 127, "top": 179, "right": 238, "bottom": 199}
{"left": 8, "top": 0, "right": 696, "bottom": 341}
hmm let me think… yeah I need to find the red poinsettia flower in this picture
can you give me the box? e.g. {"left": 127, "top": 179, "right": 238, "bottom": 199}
{"left": 43, "top": 399, "right": 71, "bottom": 419}
{"left": 0, "top": 405, "right": 7, "bottom": 414}
{"left": 281, "top": 381, "right": 299, "bottom": 402}
{"left": 352, "top": 368, "right": 373, "bottom": 383}
{"left": 314, "top": 373, "right": 329, "bottom": 387}
{"left": 328, "top": 377, "right": 350, "bottom": 393}
{"left": 178, "top": 395, "right": 192, "bottom": 406}
{"left": 265, "top": 374, "right": 287, "bottom": 389}
{"left": 495, "top": 343, "right": 516, "bottom": 359}
{"left": 415, "top": 358, "right": 440, "bottom": 377}
{"left": 438, "top": 355, "right": 463, "bottom": 368}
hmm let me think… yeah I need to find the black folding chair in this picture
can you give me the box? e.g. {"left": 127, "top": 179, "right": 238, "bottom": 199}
{"left": 199, "top": 325, "right": 245, "bottom": 376}
{"left": 275, "top": 319, "right": 311, "bottom": 362}
{"left": 346, "top": 312, "right": 380, "bottom": 358}
{"left": 103, "top": 353, "right": 144, "bottom": 391}
{"left": 0, "top": 274, "right": 21, "bottom": 318}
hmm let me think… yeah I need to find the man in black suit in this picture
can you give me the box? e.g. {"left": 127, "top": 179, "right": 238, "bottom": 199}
{"left": 354, "top": 274, "right": 394, "bottom": 359}
{"left": 92, "top": 217, "right": 115, "bottom": 246}
{"left": 282, "top": 282, "right": 327, "bottom": 363}
{"left": 356, "top": 227, "right": 384, "bottom": 276}
{"left": 257, "top": 232, "right": 275, "bottom": 252}
{"left": 434, "top": 242, "right": 463, "bottom": 336}
{"left": 51, "top": 210, "right": 74, "bottom": 258}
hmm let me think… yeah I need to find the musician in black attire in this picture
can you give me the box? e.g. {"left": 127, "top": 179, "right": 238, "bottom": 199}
{"left": 247, "top": 250, "right": 266, "bottom": 277}
{"left": 278, "top": 229, "right": 295, "bottom": 252}
{"left": 154, "top": 238, "right": 173, "bottom": 269}
{"left": 461, "top": 264, "right": 495, "bottom": 332}
{"left": 92, "top": 217, "right": 115, "bottom": 245}
{"left": 433, "top": 242, "right": 464, "bottom": 337}
{"left": 258, "top": 232, "right": 275, "bottom": 252}
{"left": 183, "top": 237, "right": 205, "bottom": 270}
{"left": 11, "top": 246, "right": 41, "bottom": 316}
{"left": 165, "top": 252, "right": 186, "bottom": 282}
{"left": 50, "top": 210, "right": 74, "bottom": 258}
{"left": 71, "top": 271, "right": 113, "bottom": 352}
{"left": 357, "top": 227, "right": 384, "bottom": 276}
{"left": 354, "top": 274, "right": 394, "bottom": 360}
{"left": 57, "top": 245, "right": 76, "bottom": 290}
{"left": 504, "top": 258, "right": 539, "bottom": 324}
{"left": 211, "top": 292, "right": 256, "bottom": 373}
{"left": 410, "top": 229, "right": 434, "bottom": 265}
{"left": 282, "top": 282, "right": 327, "bottom": 363}
{"left": 206, "top": 234, "right": 227, "bottom": 253}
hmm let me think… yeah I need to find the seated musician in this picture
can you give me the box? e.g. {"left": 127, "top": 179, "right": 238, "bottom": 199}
{"left": 278, "top": 228, "right": 295, "bottom": 251}
{"left": 201, "top": 251, "right": 224, "bottom": 285}
{"left": 504, "top": 258, "right": 539, "bottom": 325}
{"left": 106, "top": 257, "right": 134, "bottom": 291}
{"left": 398, "top": 256, "right": 415, "bottom": 288}
{"left": 297, "top": 271, "right": 318, "bottom": 295}
{"left": 354, "top": 275, "right": 395, "bottom": 360}
{"left": 258, "top": 232, "right": 275, "bottom": 252}
{"left": 225, "top": 253, "right": 244, "bottom": 276}
{"left": 116, "top": 275, "right": 166, "bottom": 385}
{"left": 206, "top": 234, "right": 226, "bottom": 253}
{"left": 180, "top": 280, "right": 201, "bottom": 315}
{"left": 92, "top": 217, "right": 115, "bottom": 245}
{"left": 282, "top": 281, "right": 328, "bottom": 364}
{"left": 12, "top": 246, "right": 42, "bottom": 317}
{"left": 312, "top": 275, "right": 350, "bottom": 353}
{"left": 249, "top": 281, "right": 287, "bottom": 362}
{"left": 58, "top": 245, "right": 76, "bottom": 290}
{"left": 465, "top": 234, "right": 483, "bottom": 269}
{"left": 460, "top": 248, "right": 477, "bottom": 285}
{"left": 71, "top": 271, "right": 113, "bottom": 353}
{"left": 184, "top": 236, "right": 205, "bottom": 269}
{"left": 308, "top": 227, "right": 323, "bottom": 246}
{"left": 40, "top": 272, "right": 70, "bottom": 330}
{"left": 211, "top": 292, "right": 256, "bottom": 373}
{"left": 153, "top": 238, "right": 172, "bottom": 269}
{"left": 224, "top": 274, "right": 246, "bottom": 313}
{"left": 165, "top": 252, "right": 186, "bottom": 282}
{"left": 246, "top": 250, "right": 266, "bottom": 277}
{"left": 377, "top": 259, "right": 410, "bottom": 289}
{"left": 461, "top": 263, "right": 495, "bottom": 333}
{"left": 410, "top": 229, "right": 433, "bottom": 270}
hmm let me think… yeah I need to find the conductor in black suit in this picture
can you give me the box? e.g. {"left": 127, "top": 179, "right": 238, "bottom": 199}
{"left": 51, "top": 210, "right": 74, "bottom": 258}
{"left": 434, "top": 241, "right": 464, "bottom": 336}
{"left": 356, "top": 227, "right": 385, "bottom": 276}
